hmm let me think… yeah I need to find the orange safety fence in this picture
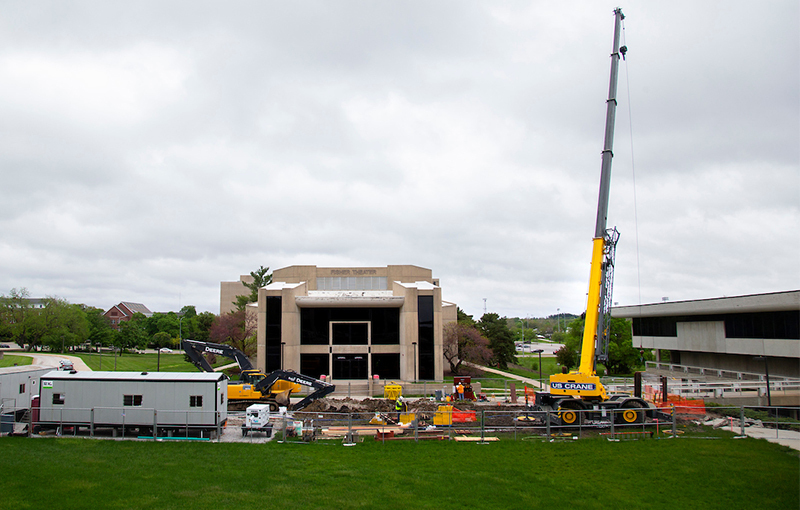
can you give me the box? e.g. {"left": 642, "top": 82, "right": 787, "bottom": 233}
{"left": 452, "top": 409, "right": 477, "bottom": 423}
{"left": 644, "top": 385, "right": 706, "bottom": 415}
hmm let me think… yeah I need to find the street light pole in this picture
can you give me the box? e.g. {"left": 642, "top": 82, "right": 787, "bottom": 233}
{"left": 412, "top": 342, "right": 417, "bottom": 382}
{"left": 533, "top": 349, "right": 544, "bottom": 388}
{"left": 556, "top": 309, "right": 560, "bottom": 333}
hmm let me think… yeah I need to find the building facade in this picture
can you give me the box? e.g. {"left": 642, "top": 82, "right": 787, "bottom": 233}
{"left": 612, "top": 290, "right": 800, "bottom": 378}
{"left": 252, "top": 265, "right": 455, "bottom": 382}
{"left": 103, "top": 302, "right": 153, "bottom": 330}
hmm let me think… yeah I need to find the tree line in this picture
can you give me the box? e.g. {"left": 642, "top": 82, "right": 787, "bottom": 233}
{"left": 0, "top": 288, "right": 225, "bottom": 355}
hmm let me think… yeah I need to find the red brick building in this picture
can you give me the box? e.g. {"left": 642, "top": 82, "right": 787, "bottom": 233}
{"left": 104, "top": 302, "right": 153, "bottom": 329}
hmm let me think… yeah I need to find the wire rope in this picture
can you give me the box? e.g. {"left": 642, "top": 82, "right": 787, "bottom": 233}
{"left": 621, "top": 19, "right": 643, "bottom": 308}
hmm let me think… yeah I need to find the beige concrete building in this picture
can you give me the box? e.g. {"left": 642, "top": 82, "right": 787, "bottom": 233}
{"left": 612, "top": 290, "right": 800, "bottom": 378}
{"left": 223, "top": 265, "right": 456, "bottom": 382}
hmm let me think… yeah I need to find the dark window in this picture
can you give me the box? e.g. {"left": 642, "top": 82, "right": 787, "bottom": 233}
{"left": 725, "top": 311, "right": 799, "bottom": 340}
{"left": 418, "top": 296, "right": 435, "bottom": 380}
{"left": 301, "top": 308, "right": 399, "bottom": 345}
{"left": 190, "top": 395, "right": 203, "bottom": 407}
{"left": 371, "top": 354, "right": 400, "bottom": 379}
{"left": 332, "top": 323, "right": 368, "bottom": 345}
{"left": 333, "top": 355, "right": 367, "bottom": 379}
{"left": 52, "top": 393, "right": 65, "bottom": 405}
{"left": 632, "top": 317, "right": 678, "bottom": 337}
{"left": 19, "top": 384, "right": 25, "bottom": 394}
{"left": 265, "top": 296, "right": 282, "bottom": 371}
{"left": 123, "top": 395, "right": 143, "bottom": 407}
{"left": 633, "top": 310, "right": 800, "bottom": 340}
{"left": 300, "top": 354, "right": 330, "bottom": 378}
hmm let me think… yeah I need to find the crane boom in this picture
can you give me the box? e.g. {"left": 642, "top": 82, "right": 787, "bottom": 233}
{"left": 549, "top": 7, "right": 625, "bottom": 401}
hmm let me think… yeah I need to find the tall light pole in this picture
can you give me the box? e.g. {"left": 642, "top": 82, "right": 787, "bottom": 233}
{"left": 556, "top": 309, "right": 561, "bottom": 333}
{"left": 754, "top": 356, "right": 771, "bottom": 406}
{"left": 533, "top": 349, "right": 544, "bottom": 388}
{"left": 412, "top": 342, "right": 417, "bottom": 382}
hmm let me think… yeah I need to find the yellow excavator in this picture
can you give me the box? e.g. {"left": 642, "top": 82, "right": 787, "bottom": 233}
{"left": 534, "top": 8, "right": 653, "bottom": 426}
{"left": 182, "top": 339, "right": 335, "bottom": 411}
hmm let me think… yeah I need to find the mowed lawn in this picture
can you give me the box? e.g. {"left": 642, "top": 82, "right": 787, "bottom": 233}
{"left": 0, "top": 355, "right": 33, "bottom": 367}
{"left": 1, "top": 435, "right": 797, "bottom": 510}
{"left": 74, "top": 352, "right": 216, "bottom": 373}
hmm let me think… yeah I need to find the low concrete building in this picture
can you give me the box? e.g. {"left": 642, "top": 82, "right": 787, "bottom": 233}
{"left": 612, "top": 290, "right": 800, "bottom": 378}
{"left": 250, "top": 265, "right": 456, "bottom": 382}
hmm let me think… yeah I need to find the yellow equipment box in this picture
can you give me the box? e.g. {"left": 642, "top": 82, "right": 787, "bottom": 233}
{"left": 399, "top": 412, "right": 416, "bottom": 424}
{"left": 433, "top": 405, "right": 453, "bottom": 426}
{"left": 384, "top": 384, "right": 402, "bottom": 400}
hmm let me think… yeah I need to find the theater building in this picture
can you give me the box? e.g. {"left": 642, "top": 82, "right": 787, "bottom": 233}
{"left": 245, "top": 265, "right": 455, "bottom": 382}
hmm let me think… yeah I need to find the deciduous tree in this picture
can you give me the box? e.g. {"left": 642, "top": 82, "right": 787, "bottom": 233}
{"left": 477, "top": 313, "right": 516, "bottom": 369}
{"left": 443, "top": 322, "right": 492, "bottom": 375}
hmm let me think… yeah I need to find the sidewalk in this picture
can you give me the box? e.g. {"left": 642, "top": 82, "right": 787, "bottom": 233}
{"left": 463, "top": 362, "right": 544, "bottom": 389}
{"left": 721, "top": 425, "right": 800, "bottom": 451}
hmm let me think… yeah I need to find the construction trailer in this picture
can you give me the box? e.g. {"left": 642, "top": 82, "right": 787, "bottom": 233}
{"left": 1, "top": 365, "right": 53, "bottom": 433}
{"left": 33, "top": 371, "right": 228, "bottom": 436}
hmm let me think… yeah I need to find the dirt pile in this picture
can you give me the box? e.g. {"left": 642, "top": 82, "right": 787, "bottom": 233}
{"left": 302, "top": 397, "right": 479, "bottom": 414}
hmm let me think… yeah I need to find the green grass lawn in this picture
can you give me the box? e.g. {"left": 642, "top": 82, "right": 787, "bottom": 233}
{"left": 0, "top": 433, "right": 796, "bottom": 509}
{"left": 0, "top": 354, "right": 33, "bottom": 367}
{"left": 73, "top": 352, "right": 205, "bottom": 372}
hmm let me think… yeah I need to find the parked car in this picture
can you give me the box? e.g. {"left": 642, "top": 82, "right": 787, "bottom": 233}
{"left": 58, "top": 360, "right": 74, "bottom": 371}
{"left": 159, "top": 347, "right": 173, "bottom": 353}
{"left": 0, "top": 343, "right": 10, "bottom": 348}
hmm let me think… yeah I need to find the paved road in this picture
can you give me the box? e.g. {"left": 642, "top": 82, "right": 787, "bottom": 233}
{"left": 515, "top": 342, "right": 563, "bottom": 356}
{"left": 8, "top": 352, "right": 92, "bottom": 371}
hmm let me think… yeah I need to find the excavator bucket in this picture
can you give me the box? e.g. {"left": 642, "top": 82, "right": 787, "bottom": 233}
{"left": 274, "top": 388, "right": 293, "bottom": 408}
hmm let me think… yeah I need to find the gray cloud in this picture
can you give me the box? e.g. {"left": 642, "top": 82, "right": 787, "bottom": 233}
{"left": 1, "top": 1, "right": 797, "bottom": 319}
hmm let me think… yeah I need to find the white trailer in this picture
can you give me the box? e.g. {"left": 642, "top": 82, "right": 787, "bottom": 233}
{"left": 34, "top": 371, "right": 227, "bottom": 437}
{"left": 1, "top": 365, "right": 52, "bottom": 434}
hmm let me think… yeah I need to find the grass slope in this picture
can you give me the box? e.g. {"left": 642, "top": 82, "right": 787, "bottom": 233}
{"left": 0, "top": 354, "right": 33, "bottom": 367}
{"left": 1, "top": 435, "right": 796, "bottom": 509}
{"left": 74, "top": 353, "right": 203, "bottom": 373}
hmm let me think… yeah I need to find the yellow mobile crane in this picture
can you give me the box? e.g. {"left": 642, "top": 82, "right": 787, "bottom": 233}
{"left": 535, "top": 8, "right": 653, "bottom": 426}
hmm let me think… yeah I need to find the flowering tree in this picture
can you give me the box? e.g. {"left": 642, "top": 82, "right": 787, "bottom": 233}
{"left": 443, "top": 322, "right": 492, "bottom": 375}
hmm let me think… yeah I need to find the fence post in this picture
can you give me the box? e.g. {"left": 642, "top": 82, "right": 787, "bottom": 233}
{"left": 610, "top": 409, "right": 615, "bottom": 440}
{"left": 740, "top": 406, "right": 745, "bottom": 436}
{"left": 514, "top": 410, "right": 517, "bottom": 441}
{"left": 480, "top": 410, "right": 485, "bottom": 443}
{"left": 671, "top": 404, "right": 677, "bottom": 437}
{"left": 414, "top": 414, "right": 418, "bottom": 442}
{"left": 546, "top": 410, "right": 551, "bottom": 439}
{"left": 90, "top": 408, "right": 94, "bottom": 437}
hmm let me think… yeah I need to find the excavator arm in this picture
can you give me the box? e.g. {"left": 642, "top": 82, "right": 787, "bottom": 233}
{"left": 254, "top": 370, "right": 336, "bottom": 411}
{"left": 181, "top": 339, "right": 256, "bottom": 372}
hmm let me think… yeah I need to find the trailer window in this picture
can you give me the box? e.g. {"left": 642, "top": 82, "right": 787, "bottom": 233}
{"left": 123, "top": 395, "right": 143, "bottom": 406}
{"left": 190, "top": 395, "right": 203, "bottom": 407}
{"left": 19, "top": 383, "right": 25, "bottom": 394}
{"left": 52, "top": 393, "right": 65, "bottom": 405}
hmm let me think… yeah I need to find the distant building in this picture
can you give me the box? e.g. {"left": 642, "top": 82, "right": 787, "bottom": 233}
{"left": 222, "top": 265, "right": 457, "bottom": 382}
{"left": 612, "top": 290, "right": 800, "bottom": 378}
{"left": 104, "top": 302, "right": 153, "bottom": 330}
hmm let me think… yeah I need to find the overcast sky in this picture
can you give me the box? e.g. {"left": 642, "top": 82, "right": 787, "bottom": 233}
{"left": 1, "top": 1, "right": 797, "bottom": 319}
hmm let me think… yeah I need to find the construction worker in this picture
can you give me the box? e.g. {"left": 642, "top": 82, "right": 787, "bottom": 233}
{"left": 395, "top": 396, "right": 405, "bottom": 421}
{"left": 457, "top": 381, "right": 465, "bottom": 401}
